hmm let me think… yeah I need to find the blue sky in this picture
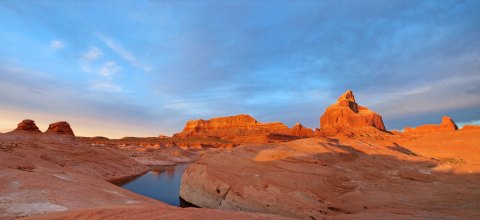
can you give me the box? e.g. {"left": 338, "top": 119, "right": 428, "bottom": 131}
{"left": 1, "top": 0, "right": 479, "bottom": 137}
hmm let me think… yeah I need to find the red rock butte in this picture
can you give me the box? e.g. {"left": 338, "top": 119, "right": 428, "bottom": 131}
{"left": 12, "top": 119, "right": 41, "bottom": 133}
{"left": 173, "top": 114, "right": 313, "bottom": 139}
{"left": 404, "top": 116, "right": 458, "bottom": 133}
{"left": 320, "top": 90, "right": 386, "bottom": 132}
{"left": 45, "top": 121, "right": 75, "bottom": 136}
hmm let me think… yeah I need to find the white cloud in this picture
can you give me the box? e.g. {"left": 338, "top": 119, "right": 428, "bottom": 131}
{"left": 99, "top": 61, "right": 121, "bottom": 78}
{"left": 90, "top": 81, "right": 123, "bottom": 93}
{"left": 49, "top": 40, "right": 64, "bottom": 50}
{"left": 97, "top": 34, "right": 150, "bottom": 72}
{"left": 82, "top": 47, "right": 103, "bottom": 61}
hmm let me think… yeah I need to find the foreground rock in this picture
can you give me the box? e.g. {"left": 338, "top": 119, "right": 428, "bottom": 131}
{"left": 174, "top": 114, "right": 313, "bottom": 144}
{"left": 0, "top": 132, "right": 148, "bottom": 218}
{"left": 25, "top": 204, "right": 290, "bottom": 220}
{"left": 404, "top": 116, "right": 458, "bottom": 133}
{"left": 320, "top": 90, "right": 386, "bottom": 133}
{"left": 45, "top": 121, "right": 75, "bottom": 135}
{"left": 12, "top": 119, "right": 41, "bottom": 133}
{"left": 0, "top": 132, "right": 287, "bottom": 219}
{"left": 180, "top": 130, "right": 480, "bottom": 219}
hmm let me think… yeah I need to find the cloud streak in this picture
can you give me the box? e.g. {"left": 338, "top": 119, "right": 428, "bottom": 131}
{"left": 97, "top": 34, "right": 150, "bottom": 72}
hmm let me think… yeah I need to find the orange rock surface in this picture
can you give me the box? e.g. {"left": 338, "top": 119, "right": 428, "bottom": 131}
{"left": 320, "top": 90, "right": 386, "bottom": 132}
{"left": 289, "top": 123, "right": 314, "bottom": 137}
{"left": 174, "top": 114, "right": 291, "bottom": 138}
{"left": 180, "top": 129, "right": 480, "bottom": 219}
{"left": 12, "top": 119, "right": 41, "bottom": 133}
{"left": 404, "top": 116, "right": 458, "bottom": 133}
{"left": 173, "top": 114, "right": 314, "bottom": 144}
{"left": 45, "top": 121, "right": 75, "bottom": 136}
{"left": 0, "top": 132, "right": 287, "bottom": 219}
{"left": 462, "top": 125, "right": 480, "bottom": 130}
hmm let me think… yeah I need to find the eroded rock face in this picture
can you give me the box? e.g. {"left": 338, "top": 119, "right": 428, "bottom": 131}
{"left": 404, "top": 116, "right": 458, "bottom": 133}
{"left": 174, "top": 115, "right": 315, "bottom": 144}
{"left": 13, "top": 119, "right": 41, "bottom": 133}
{"left": 174, "top": 114, "right": 292, "bottom": 138}
{"left": 320, "top": 90, "right": 386, "bottom": 132}
{"left": 45, "top": 121, "right": 75, "bottom": 136}
{"left": 180, "top": 130, "right": 480, "bottom": 219}
{"left": 290, "top": 123, "right": 314, "bottom": 137}
{"left": 0, "top": 133, "right": 286, "bottom": 219}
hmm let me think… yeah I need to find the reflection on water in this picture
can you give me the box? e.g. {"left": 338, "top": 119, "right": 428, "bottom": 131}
{"left": 119, "top": 163, "right": 190, "bottom": 206}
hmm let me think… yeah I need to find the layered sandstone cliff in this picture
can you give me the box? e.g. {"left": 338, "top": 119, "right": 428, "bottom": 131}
{"left": 404, "top": 116, "right": 458, "bottom": 133}
{"left": 173, "top": 114, "right": 313, "bottom": 140}
{"left": 320, "top": 90, "right": 386, "bottom": 132}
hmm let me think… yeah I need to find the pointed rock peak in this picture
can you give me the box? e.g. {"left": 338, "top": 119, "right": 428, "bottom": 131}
{"left": 441, "top": 116, "right": 458, "bottom": 130}
{"left": 320, "top": 90, "right": 386, "bottom": 132}
{"left": 292, "top": 123, "right": 303, "bottom": 128}
{"left": 14, "top": 119, "right": 41, "bottom": 133}
{"left": 335, "top": 90, "right": 359, "bottom": 112}
{"left": 290, "top": 123, "right": 314, "bottom": 137}
{"left": 337, "top": 90, "right": 356, "bottom": 103}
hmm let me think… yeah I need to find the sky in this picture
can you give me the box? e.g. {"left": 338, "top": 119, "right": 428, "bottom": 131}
{"left": 0, "top": 0, "right": 479, "bottom": 138}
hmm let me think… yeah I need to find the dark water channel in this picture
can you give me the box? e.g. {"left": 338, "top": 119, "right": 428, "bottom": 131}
{"left": 118, "top": 163, "right": 192, "bottom": 206}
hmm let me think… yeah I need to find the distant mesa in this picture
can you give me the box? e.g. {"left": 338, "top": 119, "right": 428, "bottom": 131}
{"left": 173, "top": 114, "right": 314, "bottom": 140}
{"left": 404, "top": 116, "right": 458, "bottom": 133}
{"left": 13, "top": 119, "right": 41, "bottom": 133}
{"left": 174, "top": 114, "right": 290, "bottom": 138}
{"left": 158, "top": 134, "right": 170, "bottom": 139}
{"left": 320, "top": 90, "right": 386, "bottom": 132}
{"left": 45, "top": 121, "right": 75, "bottom": 136}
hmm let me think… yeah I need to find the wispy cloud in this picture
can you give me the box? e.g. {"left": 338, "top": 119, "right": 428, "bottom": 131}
{"left": 97, "top": 34, "right": 150, "bottom": 72}
{"left": 79, "top": 46, "right": 122, "bottom": 92}
{"left": 82, "top": 46, "right": 103, "bottom": 61}
{"left": 90, "top": 81, "right": 122, "bottom": 93}
{"left": 49, "top": 40, "right": 64, "bottom": 50}
{"left": 98, "top": 61, "right": 121, "bottom": 78}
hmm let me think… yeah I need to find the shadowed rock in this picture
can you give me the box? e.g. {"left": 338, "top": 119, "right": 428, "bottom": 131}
{"left": 45, "top": 121, "right": 75, "bottom": 136}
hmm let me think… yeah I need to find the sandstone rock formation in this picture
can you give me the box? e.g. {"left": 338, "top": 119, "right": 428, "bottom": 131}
{"left": 290, "top": 123, "right": 314, "bottom": 137}
{"left": 180, "top": 130, "right": 480, "bottom": 219}
{"left": 320, "top": 90, "right": 386, "bottom": 132}
{"left": 45, "top": 121, "right": 75, "bottom": 135}
{"left": 12, "top": 119, "right": 41, "bottom": 133}
{"left": 25, "top": 204, "right": 289, "bottom": 220}
{"left": 0, "top": 132, "right": 286, "bottom": 219}
{"left": 404, "top": 116, "right": 458, "bottom": 133}
{"left": 174, "top": 114, "right": 291, "bottom": 138}
{"left": 173, "top": 115, "right": 314, "bottom": 144}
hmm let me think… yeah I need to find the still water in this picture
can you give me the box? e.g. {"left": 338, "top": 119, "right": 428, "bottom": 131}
{"left": 119, "top": 163, "right": 191, "bottom": 206}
